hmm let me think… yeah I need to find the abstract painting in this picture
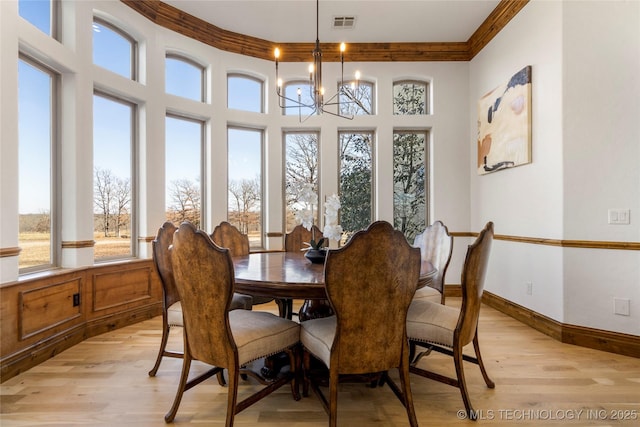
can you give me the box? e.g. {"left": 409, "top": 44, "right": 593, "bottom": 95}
{"left": 477, "top": 65, "right": 532, "bottom": 174}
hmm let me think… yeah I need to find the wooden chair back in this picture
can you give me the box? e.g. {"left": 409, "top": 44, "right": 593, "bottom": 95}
{"left": 456, "top": 221, "right": 494, "bottom": 346}
{"left": 324, "top": 220, "right": 421, "bottom": 374}
{"left": 170, "top": 222, "right": 236, "bottom": 368}
{"left": 413, "top": 220, "right": 453, "bottom": 297}
{"left": 285, "top": 224, "right": 324, "bottom": 252}
{"left": 211, "top": 221, "right": 250, "bottom": 257}
{"left": 152, "top": 221, "right": 179, "bottom": 309}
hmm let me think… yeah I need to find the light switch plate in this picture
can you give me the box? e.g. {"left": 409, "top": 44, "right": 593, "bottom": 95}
{"left": 608, "top": 209, "right": 630, "bottom": 225}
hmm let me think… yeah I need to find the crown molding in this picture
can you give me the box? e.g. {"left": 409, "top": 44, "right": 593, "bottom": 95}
{"left": 121, "top": 0, "right": 529, "bottom": 62}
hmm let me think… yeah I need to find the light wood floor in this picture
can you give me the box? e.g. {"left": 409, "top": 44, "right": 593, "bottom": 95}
{"left": 2, "top": 299, "right": 639, "bottom": 426}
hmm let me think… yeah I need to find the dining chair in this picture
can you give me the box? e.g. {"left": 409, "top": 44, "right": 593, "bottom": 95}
{"left": 148, "top": 221, "right": 252, "bottom": 378}
{"left": 412, "top": 220, "right": 454, "bottom": 304}
{"left": 285, "top": 223, "right": 324, "bottom": 252}
{"left": 285, "top": 224, "right": 332, "bottom": 320}
{"left": 165, "top": 221, "right": 301, "bottom": 425}
{"left": 300, "top": 221, "right": 420, "bottom": 427}
{"left": 211, "top": 221, "right": 286, "bottom": 314}
{"left": 406, "top": 221, "right": 495, "bottom": 420}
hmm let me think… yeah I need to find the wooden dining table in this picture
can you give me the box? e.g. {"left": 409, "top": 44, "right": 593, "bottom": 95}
{"left": 233, "top": 250, "right": 437, "bottom": 320}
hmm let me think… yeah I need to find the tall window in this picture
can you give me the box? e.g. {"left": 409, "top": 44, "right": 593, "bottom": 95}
{"left": 339, "top": 131, "right": 373, "bottom": 239}
{"left": 227, "top": 127, "right": 263, "bottom": 248}
{"left": 227, "top": 74, "right": 263, "bottom": 113}
{"left": 19, "top": 0, "right": 56, "bottom": 38}
{"left": 393, "top": 80, "right": 428, "bottom": 115}
{"left": 282, "top": 80, "right": 315, "bottom": 117}
{"left": 166, "top": 55, "right": 204, "bottom": 102}
{"left": 92, "top": 18, "right": 136, "bottom": 80}
{"left": 165, "top": 115, "right": 203, "bottom": 227}
{"left": 339, "top": 80, "right": 374, "bottom": 116}
{"left": 93, "top": 93, "right": 135, "bottom": 260}
{"left": 18, "top": 57, "right": 56, "bottom": 271}
{"left": 393, "top": 131, "right": 428, "bottom": 241}
{"left": 284, "top": 132, "right": 319, "bottom": 231}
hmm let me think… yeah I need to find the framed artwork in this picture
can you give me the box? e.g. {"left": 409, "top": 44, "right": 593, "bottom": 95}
{"left": 477, "top": 65, "right": 532, "bottom": 175}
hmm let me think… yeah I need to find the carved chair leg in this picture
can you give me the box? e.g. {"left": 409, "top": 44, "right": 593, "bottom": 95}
{"left": 399, "top": 353, "right": 419, "bottom": 427}
{"left": 329, "top": 369, "right": 339, "bottom": 427}
{"left": 473, "top": 333, "right": 495, "bottom": 388}
{"left": 225, "top": 367, "right": 239, "bottom": 427}
{"left": 302, "top": 350, "right": 311, "bottom": 397}
{"left": 149, "top": 321, "right": 171, "bottom": 377}
{"left": 164, "top": 353, "right": 192, "bottom": 423}
{"left": 453, "top": 345, "right": 475, "bottom": 420}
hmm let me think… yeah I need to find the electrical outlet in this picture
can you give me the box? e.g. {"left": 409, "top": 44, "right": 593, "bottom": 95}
{"left": 613, "top": 298, "right": 630, "bottom": 316}
{"left": 526, "top": 282, "right": 533, "bottom": 296}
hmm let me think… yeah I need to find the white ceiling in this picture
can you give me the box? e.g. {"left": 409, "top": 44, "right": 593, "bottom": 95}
{"left": 163, "top": 0, "right": 501, "bottom": 43}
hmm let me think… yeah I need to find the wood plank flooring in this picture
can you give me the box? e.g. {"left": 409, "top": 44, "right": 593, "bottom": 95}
{"left": 1, "top": 299, "right": 639, "bottom": 426}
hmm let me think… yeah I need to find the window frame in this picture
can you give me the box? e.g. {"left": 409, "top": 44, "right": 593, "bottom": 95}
{"left": 17, "top": 54, "right": 60, "bottom": 274}
{"left": 92, "top": 90, "right": 138, "bottom": 262}
{"left": 282, "top": 130, "right": 321, "bottom": 233}
{"left": 226, "top": 125, "right": 265, "bottom": 249}
{"left": 337, "top": 129, "right": 376, "bottom": 238}
{"left": 18, "top": 0, "right": 60, "bottom": 40}
{"left": 227, "top": 72, "right": 264, "bottom": 113}
{"left": 164, "top": 113, "right": 205, "bottom": 228}
{"left": 338, "top": 79, "right": 375, "bottom": 116}
{"left": 392, "top": 79, "right": 429, "bottom": 115}
{"left": 92, "top": 17, "right": 138, "bottom": 81}
{"left": 392, "top": 129, "right": 430, "bottom": 241}
{"left": 166, "top": 53, "right": 206, "bottom": 103}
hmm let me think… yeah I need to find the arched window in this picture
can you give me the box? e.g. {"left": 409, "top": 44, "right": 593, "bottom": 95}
{"left": 227, "top": 73, "right": 263, "bottom": 113}
{"left": 92, "top": 18, "right": 137, "bottom": 80}
{"left": 339, "top": 80, "right": 374, "bottom": 115}
{"left": 166, "top": 55, "right": 205, "bottom": 102}
{"left": 281, "top": 80, "right": 315, "bottom": 117}
{"left": 393, "top": 80, "right": 429, "bottom": 115}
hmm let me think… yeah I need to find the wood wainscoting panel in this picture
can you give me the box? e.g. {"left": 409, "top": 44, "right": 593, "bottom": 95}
{"left": 19, "top": 279, "right": 82, "bottom": 340}
{"left": 91, "top": 265, "right": 153, "bottom": 313}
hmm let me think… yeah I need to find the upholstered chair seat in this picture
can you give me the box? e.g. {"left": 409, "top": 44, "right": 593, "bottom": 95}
{"left": 406, "top": 299, "right": 459, "bottom": 347}
{"left": 229, "top": 309, "right": 300, "bottom": 365}
{"left": 412, "top": 286, "right": 444, "bottom": 303}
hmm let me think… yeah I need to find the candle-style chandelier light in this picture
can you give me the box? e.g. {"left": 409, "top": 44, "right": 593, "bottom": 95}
{"left": 274, "top": 0, "right": 370, "bottom": 121}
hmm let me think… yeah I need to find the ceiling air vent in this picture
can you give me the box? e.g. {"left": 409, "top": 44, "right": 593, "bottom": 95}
{"left": 333, "top": 16, "right": 356, "bottom": 29}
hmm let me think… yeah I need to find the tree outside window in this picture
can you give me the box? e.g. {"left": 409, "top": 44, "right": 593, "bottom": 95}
{"left": 393, "top": 80, "right": 428, "bottom": 115}
{"left": 93, "top": 93, "right": 134, "bottom": 260}
{"left": 284, "top": 132, "right": 319, "bottom": 231}
{"left": 227, "top": 127, "right": 263, "bottom": 248}
{"left": 339, "top": 131, "right": 373, "bottom": 239}
{"left": 165, "top": 115, "right": 203, "bottom": 227}
{"left": 393, "top": 131, "right": 428, "bottom": 241}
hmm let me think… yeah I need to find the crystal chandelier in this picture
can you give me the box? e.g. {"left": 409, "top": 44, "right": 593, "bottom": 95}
{"left": 274, "top": 0, "right": 369, "bottom": 121}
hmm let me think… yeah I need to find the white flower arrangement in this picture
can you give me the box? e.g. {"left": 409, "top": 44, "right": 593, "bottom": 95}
{"left": 293, "top": 183, "right": 343, "bottom": 250}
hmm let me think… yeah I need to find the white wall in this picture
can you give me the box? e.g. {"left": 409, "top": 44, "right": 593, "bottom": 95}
{"left": 469, "top": 0, "right": 565, "bottom": 322}
{"left": 561, "top": 0, "right": 640, "bottom": 333}
{"left": 470, "top": 0, "right": 640, "bottom": 335}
